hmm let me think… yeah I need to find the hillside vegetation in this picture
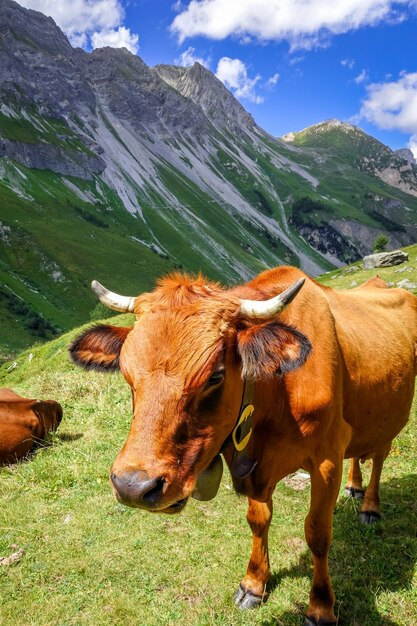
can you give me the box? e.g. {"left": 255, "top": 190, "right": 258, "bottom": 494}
{"left": 3, "top": 0, "right": 417, "bottom": 357}
{"left": 0, "top": 255, "right": 416, "bottom": 626}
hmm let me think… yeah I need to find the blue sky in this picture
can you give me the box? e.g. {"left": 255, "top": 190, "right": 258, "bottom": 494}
{"left": 18, "top": 1, "right": 417, "bottom": 155}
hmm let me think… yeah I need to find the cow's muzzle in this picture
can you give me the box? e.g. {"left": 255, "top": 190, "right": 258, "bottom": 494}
{"left": 110, "top": 470, "right": 188, "bottom": 513}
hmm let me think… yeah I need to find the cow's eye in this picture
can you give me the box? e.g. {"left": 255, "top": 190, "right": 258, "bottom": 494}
{"left": 206, "top": 370, "right": 225, "bottom": 388}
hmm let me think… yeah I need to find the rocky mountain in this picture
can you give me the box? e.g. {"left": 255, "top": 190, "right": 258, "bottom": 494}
{"left": 394, "top": 148, "right": 416, "bottom": 165}
{"left": 282, "top": 119, "right": 417, "bottom": 197}
{"left": 154, "top": 63, "right": 255, "bottom": 132}
{"left": 1, "top": 0, "right": 417, "bottom": 356}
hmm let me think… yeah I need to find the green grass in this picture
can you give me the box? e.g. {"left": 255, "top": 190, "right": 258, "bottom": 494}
{"left": 0, "top": 285, "right": 416, "bottom": 625}
{"left": 154, "top": 161, "right": 291, "bottom": 272}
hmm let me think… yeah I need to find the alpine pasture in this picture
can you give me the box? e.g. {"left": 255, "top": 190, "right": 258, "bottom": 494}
{"left": 1, "top": 257, "right": 417, "bottom": 626}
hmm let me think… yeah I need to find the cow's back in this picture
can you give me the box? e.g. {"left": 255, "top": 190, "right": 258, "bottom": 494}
{"left": 243, "top": 268, "right": 417, "bottom": 457}
{"left": 0, "top": 388, "right": 28, "bottom": 402}
{"left": 325, "top": 284, "right": 417, "bottom": 455}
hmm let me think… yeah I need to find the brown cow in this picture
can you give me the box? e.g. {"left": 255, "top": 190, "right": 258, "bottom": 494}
{"left": 69, "top": 267, "right": 417, "bottom": 625}
{"left": 0, "top": 388, "right": 62, "bottom": 465}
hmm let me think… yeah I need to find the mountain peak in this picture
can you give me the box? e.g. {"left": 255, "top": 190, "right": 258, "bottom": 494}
{"left": 281, "top": 118, "right": 391, "bottom": 155}
{"left": 317, "top": 119, "right": 355, "bottom": 130}
{"left": 395, "top": 148, "right": 416, "bottom": 165}
{"left": 281, "top": 117, "right": 417, "bottom": 197}
{"left": 0, "top": 0, "right": 73, "bottom": 56}
{"left": 282, "top": 119, "right": 360, "bottom": 142}
{"left": 154, "top": 62, "right": 255, "bottom": 131}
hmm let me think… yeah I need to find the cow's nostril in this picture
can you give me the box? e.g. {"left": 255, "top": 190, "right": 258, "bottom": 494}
{"left": 110, "top": 470, "right": 166, "bottom": 507}
{"left": 142, "top": 476, "right": 165, "bottom": 504}
{"left": 110, "top": 472, "right": 119, "bottom": 487}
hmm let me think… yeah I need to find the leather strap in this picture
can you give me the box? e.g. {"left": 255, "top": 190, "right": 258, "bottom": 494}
{"left": 221, "top": 381, "right": 258, "bottom": 479}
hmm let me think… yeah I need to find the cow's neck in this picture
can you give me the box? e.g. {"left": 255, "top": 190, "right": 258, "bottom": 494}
{"left": 221, "top": 380, "right": 258, "bottom": 480}
{"left": 225, "top": 376, "right": 308, "bottom": 500}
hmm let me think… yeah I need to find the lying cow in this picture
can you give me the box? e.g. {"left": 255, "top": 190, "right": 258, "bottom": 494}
{"left": 69, "top": 268, "right": 417, "bottom": 625}
{"left": 0, "top": 388, "right": 62, "bottom": 465}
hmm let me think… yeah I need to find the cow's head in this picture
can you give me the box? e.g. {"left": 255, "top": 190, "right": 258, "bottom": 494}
{"left": 70, "top": 274, "right": 311, "bottom": 513}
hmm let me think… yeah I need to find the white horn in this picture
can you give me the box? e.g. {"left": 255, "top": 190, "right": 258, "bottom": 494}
{"left": 91, "top": 280, "right": 136, "bottom": 313}
{"left": 239, "top": 278, "right": 306, "bottom": 318}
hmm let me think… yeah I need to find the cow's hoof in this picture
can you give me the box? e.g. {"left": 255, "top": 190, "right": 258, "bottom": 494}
{"left": 234, "top": 584, "right": 264, "bottom": 609}
{"left": 305, "top": 617, "right": 336, "bottom": 625}
{"left": 359, "top": 510, "right": 381, "bottom": 524}
{"left": 345, "top": 486, "right": 365, "bottom": 499}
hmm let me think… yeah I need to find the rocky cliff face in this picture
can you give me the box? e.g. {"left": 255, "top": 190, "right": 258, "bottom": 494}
{"left": 154, "top": 63, "right": 255, "bottom": 133}
{"left": 85, "top": 49, "right": 210, "bottom": 138}
{"left": 0, "top": 137, "right": 105, "bottom": 179}
{"left": 395, "top": 148, "right": 416, "bottom": 164}
{"left": 0, "top": 1, "right": 94, "bottom": 115}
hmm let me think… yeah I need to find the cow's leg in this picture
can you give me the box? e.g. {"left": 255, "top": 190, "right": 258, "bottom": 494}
{"left": 234, "top": 497, "right": 272, "bottom": 609}
{"left": 359, "top": 444, "right": 391, "bottom": 524}
{"left": 304, "top": 457, "right": 343, "bottom": 626}
{"left": 345, "top": 457, "right": 364, "bottom": 499}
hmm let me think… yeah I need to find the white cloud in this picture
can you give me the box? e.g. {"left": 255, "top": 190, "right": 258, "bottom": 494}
{"left": 354, "top": 69, "right": 369, "bottom": 83}
{"left": 175, "top": 46, "right": 210, "bottom": 68}
{"left": 359, "top": 72, "right": 417, "bottom": 133}
{"left": 171, "top": 0, "right": 417, "bottom": 49}
{"left": 239, "top": 34, "right": 255, "bottom": 45}
{"left": 341, "top": 58, "right": 355, "bottom": 69}
{"left": 408, "top": 135, "right": 417, "bottom": 158}
{"left": 215, "top": 57, "right": 263, "bottom": 103}
{"left": 289, "top": 56, "right": 305, "bottom": 65}
{"left": 266, "top": 72, "right": 280, "bottom": 87}
{"left": 16, "top": 0, "right": 139, "bottom": 53}
{"left": 358, "top": 72, "right": 417, "bottom": 156}
{"left": 91, "top": 27, "right": 139, "bottom": 54}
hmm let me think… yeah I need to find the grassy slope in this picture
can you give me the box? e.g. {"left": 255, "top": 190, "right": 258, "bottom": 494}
{"left": 0, "top": 165, "right": 172, "bottom": 357}
{"left": 0, "top": 255, "right": 416, "bottom": 625}
{"left": 273, "top": 132, "right": 417, "bottom": 229}
{"left": 0, "top": 157, "right": 277, "bottom": 359}
{"left": 0, "top": 131, "right": 299, "bottom": 359}
{"left": 3, "top": 108, "right": 417, "bottom": 359}
{"left": 278, "top": 128, "right": 417, "bottom": 257}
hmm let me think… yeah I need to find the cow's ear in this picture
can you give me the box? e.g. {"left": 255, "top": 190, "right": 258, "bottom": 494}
{"left": 69, "top": 324, "right": 133, "bottom": 372}
{"left": 236, "top": 320, "right": 311, "bottom": 381}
